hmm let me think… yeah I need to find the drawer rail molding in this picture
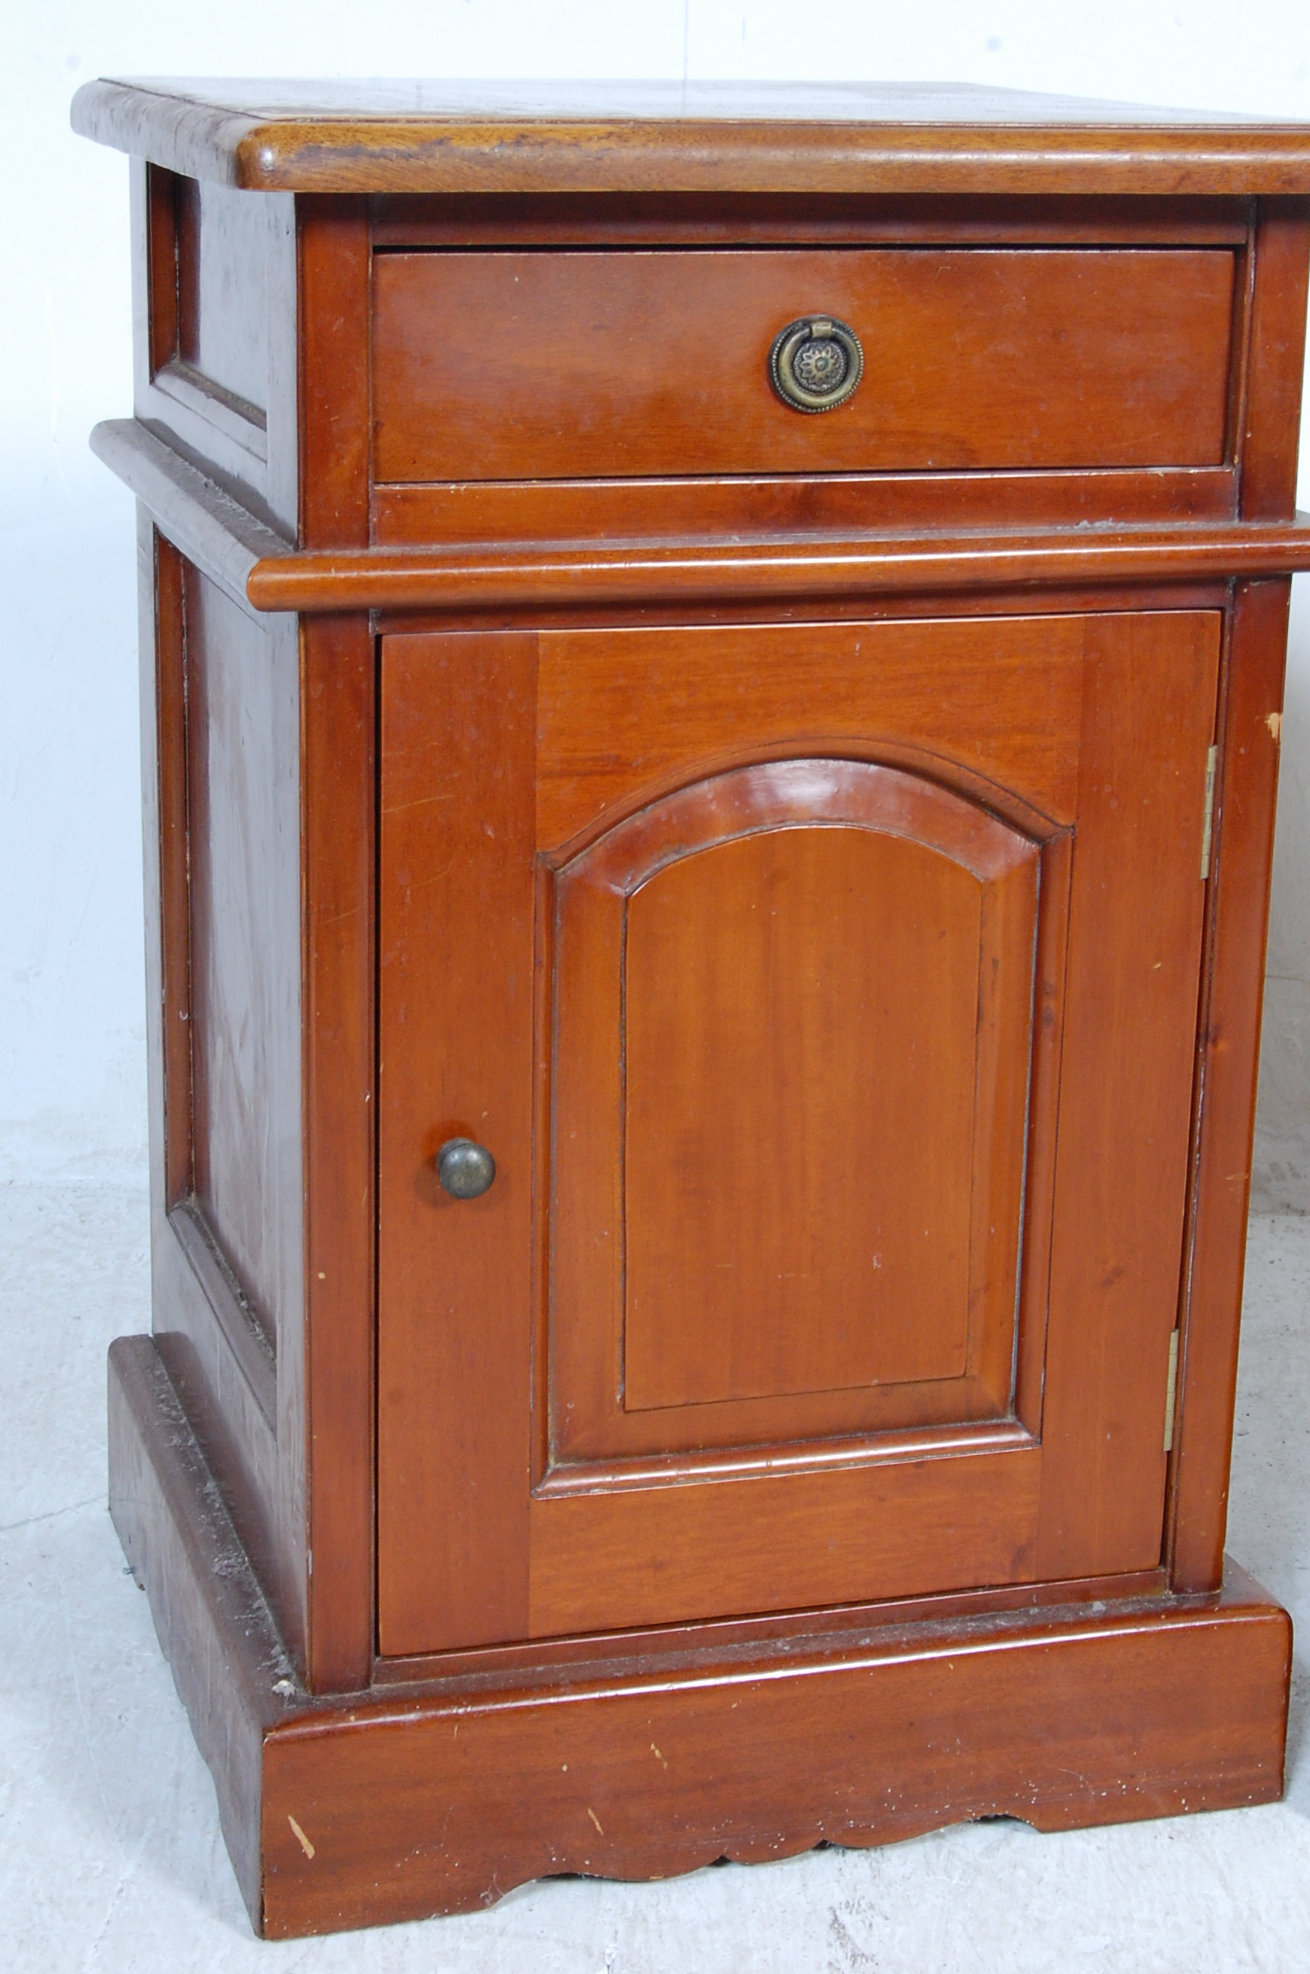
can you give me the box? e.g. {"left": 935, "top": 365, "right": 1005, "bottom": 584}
{"left": 93, "top": 418, "right": 1310, "bottom": 619}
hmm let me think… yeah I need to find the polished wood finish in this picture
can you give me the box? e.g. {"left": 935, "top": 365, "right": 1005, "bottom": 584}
{"left": 545, "top": 759, "right": 1042, "bottom": 1449}
{"left": 166, "top": 173, "right": 272, "bottom": 417}
{"left": 72, "top": 79, "right": 1310, "bottom": 195}
{"left": 1241, "top": 205, "right": 1310, "bottom": 518}
{"left": 92, "top": 417, "right": 288, "bottom": 606}
{"left": 140, "top": 523, "right": 306, "bottom": 1661}
{"left": 183, "top": 568, "right": 301, "bottom": 1361}
{"left": 374, "top": 246, "right": 1234, "bottom": 482}
{"left": 1168, "top": 580, "right": 1293, "bottom": 1591}
{"left": 111, "top": 1331, "right": 1290, "bottom": 1940}
{"left": 376, "top": 609, "right": 1216, "bottom": 1650}
{"left": 576, "top": 766, "right": 1032, "bottom": 1414}
{"left": 135, "top": 160, "right": 298, "bottom": 532}
{"left": 369, "top": 190, "right": 1256, "bottom": 248}
{"left": 89, "top": 420, "right": 1310, "bottom": 608}
{"left": 108, "top": 1334, "right": 290, "bottom": 1922}
{"left": 80, "top": 79, "right": 1310, "bottom": 1939}
{"left": 153, "top": 534, "right": 192, "bottom": 1213}
{"left": 377, "top": 629, "right": 537, "bottom": 1654}
{"left": 299, "top": 612, "right": 376, "bottom": 1689}
{"left": 371, "top": 466, "right": 1245, "bottom": 546}
{"left": 297, "top": 197, "right": 371, "bottom": 548}
{"left": 261, "top": 1576, "right": 1294, "bottom": 1940}
{"left": 250, "top": 521, "right": 1310, "bottom": 613}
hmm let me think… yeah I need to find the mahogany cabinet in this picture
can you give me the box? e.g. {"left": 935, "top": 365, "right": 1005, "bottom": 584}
{"left": 74, "top": 78, "right": 1310, "bottom": 1938}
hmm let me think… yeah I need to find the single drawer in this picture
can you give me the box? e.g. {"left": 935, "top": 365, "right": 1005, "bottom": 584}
{"left": 372, "top": 246, "right": 1236, "bottom": 485}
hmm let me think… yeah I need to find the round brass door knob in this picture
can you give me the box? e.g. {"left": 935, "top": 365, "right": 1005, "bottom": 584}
{"left": 436, "top": 1138, "right": 496, "bottom": 1199}
{"left": 769, "top": 315, "right": 864, "bottom": 413}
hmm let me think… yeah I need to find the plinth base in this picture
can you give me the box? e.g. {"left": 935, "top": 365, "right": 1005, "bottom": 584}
{"left": 108, "top": 1334, "right": 1291, "bottom": 1941}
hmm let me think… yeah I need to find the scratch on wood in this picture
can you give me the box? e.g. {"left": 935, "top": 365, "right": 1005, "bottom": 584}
{"left": 587, "top": 1806, "right": 605, "bottom": 1835}
{"left": 287, "top": 1814, "right": 316, "bottom": 1859}
{"left": 651, "top": 1741, "right": 668, "bottom": 1768}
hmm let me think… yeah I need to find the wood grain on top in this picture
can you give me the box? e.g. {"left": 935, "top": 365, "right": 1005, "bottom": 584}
{"left": 71, "top": 77, "right": 1310, "bottom": 194}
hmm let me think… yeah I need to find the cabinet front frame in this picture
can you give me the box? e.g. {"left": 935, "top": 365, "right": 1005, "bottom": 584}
{"left": 372, "top": 600, "right": 1223, "bottom": 1666}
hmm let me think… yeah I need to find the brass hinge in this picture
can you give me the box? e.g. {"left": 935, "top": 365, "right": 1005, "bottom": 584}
{"left": 1163, "top": 1328, "right": 1181, "bottom": 1453}
{"left": 1199, "top": 745, "right": 1218, "bottom": 880}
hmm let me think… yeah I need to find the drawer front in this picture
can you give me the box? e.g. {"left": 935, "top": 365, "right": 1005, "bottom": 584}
{"left": 373, "top": 246, "right": 1235, "bottom": 484}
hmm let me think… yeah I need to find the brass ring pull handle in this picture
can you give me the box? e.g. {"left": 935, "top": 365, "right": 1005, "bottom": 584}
{"left": 436, "top": 1137, "right": 496, "bottom": 1199}
{"left": 769, "top": 315, "right": 864, "bottom": 413}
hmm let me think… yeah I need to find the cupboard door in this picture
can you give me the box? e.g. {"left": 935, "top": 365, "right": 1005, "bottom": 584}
{"left": 377, "top": 611, "right": 1219, "bottom": 1655}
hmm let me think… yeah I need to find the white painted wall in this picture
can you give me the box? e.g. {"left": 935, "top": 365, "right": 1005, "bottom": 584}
{"left": 3, "top": 3, "right": 1309, "bottom": 1188}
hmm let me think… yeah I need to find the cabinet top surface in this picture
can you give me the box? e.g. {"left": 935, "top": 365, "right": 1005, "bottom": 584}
{"left": 71, "top": 76, "right": 1310, "bottom": 195}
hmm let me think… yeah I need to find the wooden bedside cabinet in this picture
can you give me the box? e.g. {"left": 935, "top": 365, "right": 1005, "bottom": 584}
{"left": 74, "top": 78, "right": 1310, "bottom": 1938}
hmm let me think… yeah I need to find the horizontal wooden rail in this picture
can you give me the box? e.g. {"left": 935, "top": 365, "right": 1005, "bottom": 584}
{"left": 253, "top": 524, "right": 1310, "bottom": 612}
{"left": 94, "top": 418, "right": 1310, "bottom": 619}
{"left": 91, "top": 418, "right": 287, "bottom": 613}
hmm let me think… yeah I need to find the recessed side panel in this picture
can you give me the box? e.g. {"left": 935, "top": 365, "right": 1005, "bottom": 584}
{"left": 183, "top": 570, "right": 303, "bottom": 1366}
{"left": 134, "top": 163, "right": 299, "bottom": 530}
{"left": 548, "top": 758, "right": 1046, "bottom": 1464}
{"left": 142, "top": 535, "right": 304, "bottom": 1666}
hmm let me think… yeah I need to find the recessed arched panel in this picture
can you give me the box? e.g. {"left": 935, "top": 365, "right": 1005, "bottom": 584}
{"left": 625, "top": 825, "right": 981, "bottom": 1407}
{"left": 546, "top": 757, "right": 1055, "bottom": 1469}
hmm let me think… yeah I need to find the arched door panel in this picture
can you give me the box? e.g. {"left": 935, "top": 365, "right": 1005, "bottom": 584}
{"left": 547, "top": 757, "right": 1059, "bottom": 1466}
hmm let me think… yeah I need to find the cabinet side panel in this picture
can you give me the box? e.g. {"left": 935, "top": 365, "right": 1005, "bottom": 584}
{"left": 140, "top": 522, "right": 307, "bottom": 1666}
{"left": 186, "top": 179, "right": 274, "bottom": 416}
{"left": 131, "top": 161, "right": 299, "bottom": 534}
{"left": 153, "top": 532, "right": 193, "bottom": 1205}
{"left": 139, "top": 516, "right": 178, "bottom": 1289}
{"left": 185, "top": 571, "right": 304, "bottom": 1357}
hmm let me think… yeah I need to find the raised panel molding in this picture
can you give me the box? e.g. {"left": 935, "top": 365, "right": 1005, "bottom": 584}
{"left": 545, "top": 757, "right": 1066, "bottom": 1473}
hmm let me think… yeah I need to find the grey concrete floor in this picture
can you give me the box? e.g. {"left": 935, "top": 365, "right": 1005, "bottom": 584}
{"left": 4, "top": 1179, "right": 1310, "bottom": 1972}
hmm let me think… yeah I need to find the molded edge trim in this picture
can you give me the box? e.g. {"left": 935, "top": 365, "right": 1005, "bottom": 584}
{"left": 109, "top": 1330, "right": 1290, "bottom": 1941}
{"left": 71, "top": 80, "right": 1310, "bottom": 195}
{"left": 252, "top": 521, "right": 1310, "bottom": 612}
{"left": 168, "top": 1198, "right": 278, "bottom": 1425}
{"left": 90, "top": 419, "right": 291, "bottom": 615}
{"left": 107, "top": 1335, "right": 296, "bottom": 1929}
{"left": 92, "top": 418, "right": 1310, "bottom": 617}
